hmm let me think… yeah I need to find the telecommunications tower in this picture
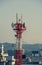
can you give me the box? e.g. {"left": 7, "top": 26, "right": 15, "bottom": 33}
{"left": 11, "top": 13, "right": 26, "bottom": 65}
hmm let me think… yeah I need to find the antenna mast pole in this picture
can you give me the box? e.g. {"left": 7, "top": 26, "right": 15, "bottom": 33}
{"left": 11, "top": 13, "right": 26, "bottom": 65}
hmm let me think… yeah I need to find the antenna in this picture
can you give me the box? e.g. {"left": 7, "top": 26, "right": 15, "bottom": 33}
{"left": 21, "top": 14, "right": 22, "bottom": 22}
{"left": 16, "top": 13, "right": 18, "bottom": 23}
{"left": 11, "top": 22, "right": 14, "bottom": 28}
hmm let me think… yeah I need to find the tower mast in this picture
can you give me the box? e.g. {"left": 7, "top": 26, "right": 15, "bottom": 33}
{"left": 11, "top": 13, "right": 26, "bottom": 65}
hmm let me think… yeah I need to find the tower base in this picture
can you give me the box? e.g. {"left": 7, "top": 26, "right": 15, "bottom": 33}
{"left": 15, "top": 50, "right": 22, "bottom": 65}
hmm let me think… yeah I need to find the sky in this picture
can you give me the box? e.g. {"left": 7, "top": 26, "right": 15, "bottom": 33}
{"left": 0, "top": 0, "right": 42, "bottom": 44}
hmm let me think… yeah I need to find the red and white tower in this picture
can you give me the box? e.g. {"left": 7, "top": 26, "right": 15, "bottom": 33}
{"left": 11, "top": 13, "right": 26, "bottom": 65}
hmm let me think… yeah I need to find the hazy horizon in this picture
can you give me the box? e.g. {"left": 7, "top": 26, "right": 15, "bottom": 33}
{"left": 0, "top": 0, "right": 42, "bottom": 44}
